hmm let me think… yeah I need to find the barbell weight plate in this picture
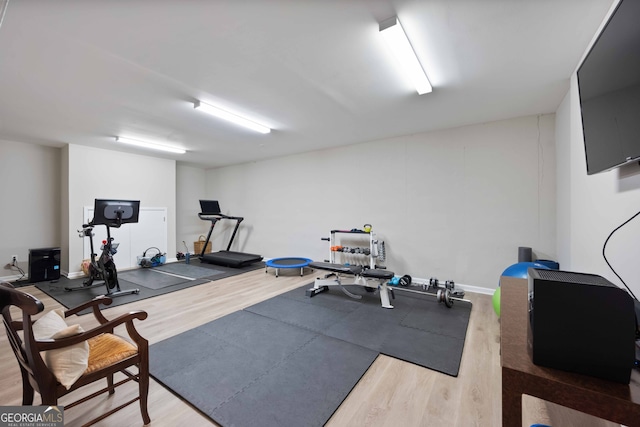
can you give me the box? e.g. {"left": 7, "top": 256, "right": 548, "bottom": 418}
{"left": 399, "top": 274, "right": 412, "bottom": 287}
{"left": 444, "top": 289, "right": 454, "bottom": 308}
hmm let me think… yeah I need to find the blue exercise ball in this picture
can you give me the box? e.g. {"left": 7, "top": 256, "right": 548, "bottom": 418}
{"left": 493, "top": 261, "right": 550, "bottom": 317}
{"left": 500, "top": 261, "right": 550, "bottom": 285}
{"left": 534, "top": 259, "right": 560, "bottom": 270}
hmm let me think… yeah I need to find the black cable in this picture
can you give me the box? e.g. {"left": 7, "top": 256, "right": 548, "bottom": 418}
{"left": 602, "top": 209, "right": 640, "bottom": 301}
{"left": 10, "top": 264, "right": 26, "bottom": 281}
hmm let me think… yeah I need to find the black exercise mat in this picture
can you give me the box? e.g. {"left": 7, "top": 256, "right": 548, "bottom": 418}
{"left": 245, "top": 284, "right": 472, "bottom": 376}
{"left": 150, "top": 284, "right": 472, "bottom": 427}
{"left": 35, "top": 275, "right": 209, "bottom": 314}
{"left": 34, "top": 260, "right": 264, "bottom": 313}
{"left": 171, "top": 258, "right": 264, "bottom": 280}
{"left": 192, "top": 259, "right": 265, "bottom": 280}
{"left": 150, "top": 310, "right": 377, "bottom": 427}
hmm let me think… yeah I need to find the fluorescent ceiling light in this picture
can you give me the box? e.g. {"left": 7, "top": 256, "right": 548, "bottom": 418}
{"left": 379, "top": 16, "right": 432, "bottom": 95}
{"left": 194, "top": 100, "right": 271, "bottom": 134}
{"left": 115, "top": 136, "right": 186, "bottom": 154}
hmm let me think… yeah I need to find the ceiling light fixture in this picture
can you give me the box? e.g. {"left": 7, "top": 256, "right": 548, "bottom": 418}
{"left": 194, "top": 100, "right": 271, "bottom": 134}
{"left": 379, "top": 16, "right": 432, "bottom": 95}
{"left": 115, "top": 136, "right": 186, "bottom": 154}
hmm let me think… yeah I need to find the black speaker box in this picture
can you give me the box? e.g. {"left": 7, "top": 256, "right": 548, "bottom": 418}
{"left": 28, "top": 247, "right": 61, "bottom": 283}
{"left": 527, "top": 268, "right": 636, "bottom": 384}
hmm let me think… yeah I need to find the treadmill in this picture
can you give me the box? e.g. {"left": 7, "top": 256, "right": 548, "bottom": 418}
{"left": 197, "top": 200, "right": 263, "bottom": 268}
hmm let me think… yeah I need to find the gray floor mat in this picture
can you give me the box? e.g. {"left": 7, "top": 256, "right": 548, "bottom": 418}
{"left": 248, "top": 285, "right": 471, "bottom": 376}
{"left": 150, "top": 284, "right": 472, "bottom": 426}
{"left": 118, "top": 269, "right": 190, "bottom": 289}
{"left": 154, "top": 263, "right": 225, "bottom": 279}
{"left": 150, "top": 311, "right": 377, "bottom": 427}
{"left": 34, "top": 260, "right": 260, "bottom": 313}
{"left": 244, "top": 295, "right": 355, "bottom": 333}
{"left": 212, "top": 334, "right": 377, "bottom": 427}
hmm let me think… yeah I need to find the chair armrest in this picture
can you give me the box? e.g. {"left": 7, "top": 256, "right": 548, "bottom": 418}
{"left": 11, "top": 320, "right": 23, "bottom": 331}
{"left": 37, "top": 311, "right": 148, "bottom": 351}
{"left": 64, "top": 295, "right": 113, "bottom": 324}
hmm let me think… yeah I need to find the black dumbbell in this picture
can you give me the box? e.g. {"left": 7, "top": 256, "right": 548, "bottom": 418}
{"left": 399, "top": 274, "right": 412, "bottom": 287}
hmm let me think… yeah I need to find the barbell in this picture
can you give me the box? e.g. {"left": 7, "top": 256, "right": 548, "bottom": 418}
{"left": 390, "top": 285, "right": 470, "bottom": 308}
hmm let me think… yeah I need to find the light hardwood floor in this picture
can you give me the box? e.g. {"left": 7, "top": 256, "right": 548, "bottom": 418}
{"left": 0, "top": 268, "right": 620, "bottom": 426}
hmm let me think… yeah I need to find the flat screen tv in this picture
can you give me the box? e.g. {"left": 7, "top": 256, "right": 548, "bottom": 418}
{"left": 92, "top": 199, "right": 140, "bottom": 227}
{"left": 577, "top": 0, "right": 640, "bottom": 175}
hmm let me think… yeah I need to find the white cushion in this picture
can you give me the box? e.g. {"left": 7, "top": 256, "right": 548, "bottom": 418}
{"left": 32, "top": 309, "right": 89, "bottom": 389}
{"left": 32, "top": 309, "right": 67, "bottom": 337}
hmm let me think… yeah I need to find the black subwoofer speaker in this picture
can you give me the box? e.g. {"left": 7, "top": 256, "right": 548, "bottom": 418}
{"left": 28, "top": 247, "right": 61, "bottom": 283}
{"left": 527, "top": 268, "right": 636, "bottom": 384}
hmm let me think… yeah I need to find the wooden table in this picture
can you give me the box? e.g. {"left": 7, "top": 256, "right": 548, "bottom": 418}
{"left": 500, "top": 276, "right": 640, "bottom": 427}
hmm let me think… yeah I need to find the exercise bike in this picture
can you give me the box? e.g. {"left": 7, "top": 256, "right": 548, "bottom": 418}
{"left": 65, "top": 199, "right": 141, "bottom": 298}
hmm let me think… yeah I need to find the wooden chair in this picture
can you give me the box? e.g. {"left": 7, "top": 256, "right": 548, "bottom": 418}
{"left": 0, "top": 281, "right": 150, "bottom": 426}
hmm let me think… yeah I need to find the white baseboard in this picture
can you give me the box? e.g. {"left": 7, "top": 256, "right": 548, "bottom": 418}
{"left": 66, "top": 271, "right": 85, "bottom": 280}
{"left": 404, "top": 276, "right": 495, "bottom": 296}
{"left": 452, "top": 282, "right": 495, "bottom": 296}
{"left": 0, "top": 273, "right": 25, "bottom": 282}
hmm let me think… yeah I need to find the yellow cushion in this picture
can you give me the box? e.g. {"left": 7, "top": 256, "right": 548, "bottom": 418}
{"left": 85, "top": 333, "right": 137, "bottom": 374}
{"left": 32, "top": 309, "right": 89, "bottom": 389}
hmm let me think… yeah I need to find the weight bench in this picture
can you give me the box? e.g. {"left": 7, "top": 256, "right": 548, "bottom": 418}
{"left": 306, "top": 261, "right": 396, "bottom": 309}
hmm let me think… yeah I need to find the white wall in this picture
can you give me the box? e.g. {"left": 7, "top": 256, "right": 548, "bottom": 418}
{"left": 64, "top": 144, "right": 177, "bottom": 275}
{"left": 556, "top": 75, "right": 640, "bottom": 300}
{"left": 1, "top": 114, "right": 560, "bottom": 291}
{"left": 0, "top": 141, "right": 179, "bottom": 281}
{"left": 0, "top": 139, "right": 61, "bottom": 279}
{"left": 176, "top": 164, "right": 207, "bottom": 254}
{"left": 205, "top": 114, "right": 556, "bottom": 290}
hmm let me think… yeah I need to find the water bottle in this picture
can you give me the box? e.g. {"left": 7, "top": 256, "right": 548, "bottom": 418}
{"left": 185, "top": 252, "right": 190, "bottom": 264}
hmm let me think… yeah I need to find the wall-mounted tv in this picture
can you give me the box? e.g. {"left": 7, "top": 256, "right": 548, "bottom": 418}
{"left": 577, "top": 0, "right": 640, "bottom": 175}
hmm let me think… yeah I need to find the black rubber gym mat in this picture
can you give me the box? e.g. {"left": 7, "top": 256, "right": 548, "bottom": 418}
{"left": 150, "top": 310, "right": 377, "bottom": 427}
{"left": 247, "top": 284, "right": 472, "bottom": 376}
{"left": 149, "top": 284, "right": 472, "bottom": 427}
{"left": 35, "top": 276, "right": 210, "bottom": 315}
{"left": 34, "top": 261, "right": 264, "bottom": 313}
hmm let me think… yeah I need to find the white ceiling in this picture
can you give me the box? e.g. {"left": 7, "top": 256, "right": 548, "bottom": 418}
{"left": 0, "top": 0, "right": 613, "bottom": 168}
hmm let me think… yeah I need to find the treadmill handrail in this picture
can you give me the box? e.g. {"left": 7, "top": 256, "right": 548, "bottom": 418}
{"left": 197, "top": 212, "right": 245, "bottom": 255}
{"left": 198, "top": 212, "right": 244, "bottom": 222}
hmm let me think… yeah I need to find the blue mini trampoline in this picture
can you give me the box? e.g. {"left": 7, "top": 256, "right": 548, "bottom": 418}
{"left": 265, "top": 257, "right": 313, "bottom": 277}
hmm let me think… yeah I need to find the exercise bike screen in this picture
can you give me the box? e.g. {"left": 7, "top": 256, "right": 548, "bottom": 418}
{"left": 93, "top": 199, "right": 140, "bottom": 225}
